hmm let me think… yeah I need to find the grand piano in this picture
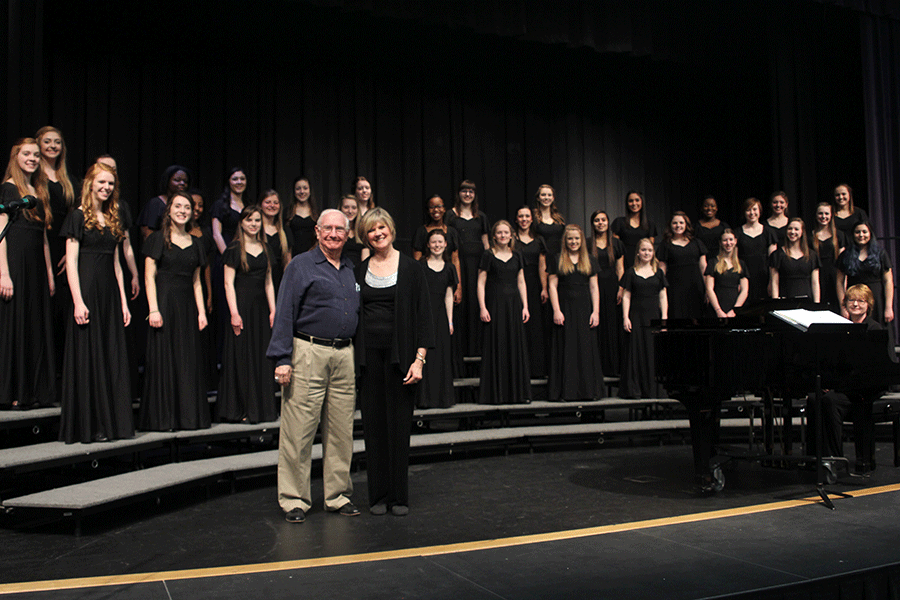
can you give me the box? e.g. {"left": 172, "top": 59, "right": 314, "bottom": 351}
{"left": 653, "top": 299, "right": 900, "bottom": 501}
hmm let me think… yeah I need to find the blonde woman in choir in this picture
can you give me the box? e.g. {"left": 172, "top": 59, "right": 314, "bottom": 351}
{"left": 832, "top": 184, "right": 868, "bottom": 237}
{"left": 810, "top": 202, "right": 845, "bottom": 308}
{"left": 705, "top": 229, "right": 749, "bottom": 318}
{"left": 338, "top": 194, "right": 367, "bottom": 266}
{"left": 477, "top": 220, "right": 530, "bottom": 404}
{"left": 260, "top": 190, "right": 293, "bottom": 297}
{"left": 418, "top": 229, "right": 458, "bottom": 409}
{"left": 548, "top": 224, "right": 603, "bottom": 401}
{"left": 620, "top": 238, "right": 667, "bottom": 399}
{"left": 769, "top": 218, "right": 820, "bottom": 301}
{"left": 0, "top": 139, "right": 55, "bottom": 409}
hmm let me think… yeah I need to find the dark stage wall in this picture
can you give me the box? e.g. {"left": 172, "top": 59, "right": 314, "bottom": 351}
{"left": 0, "top": 0, "right": 889, "bottom": 248}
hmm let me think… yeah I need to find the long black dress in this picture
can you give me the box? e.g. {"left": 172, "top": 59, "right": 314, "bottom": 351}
{"left": 211, "top": 199, "right": 242, "bottom": 360}
{"left": 447, "top": 211, "right": 489, "bottom": 357}
{"left": 47, "top": 179, "right": 72, "bottom": 377}
{"left": 518, "top": 236, "right": 548, "bottom": 378}
{"left": 737, "top": 225, "right": 777, "bottom": 302}
{"left": 140, "top": 232, "right": 210, "bottom": 431}
{"left": 611, "top": 217, "right": 659, "bottom": 268}
{"left": 266, "top": 228, "right": 294, "bottom": 299}
{"left": 215, "top": 244, "right": 278, "bottom": 423}
{"left": 619, "top": 268, "right": 667, "bottom": 399}
{"left": 594, "top": 238, "right": 625, "bottom": 377}
{"left": 418, "top": 261, "right": 458, "bottom": 408}
{"left": 657, "top": 239, "right": 707, "bottom": 320}
{"left": 704, "top": 259, "right": 749, "bottom": 314}
{"left": 0, "top": 183, "right": 55, "bottom": 408}
{"left": 288, "top": 214, "right": 316, "bottom": 256}
{"left": 59, "top": 209, "right": 133, "bottom": 443}
{"left": 342, "top": 235, "right": 364, "bottom": 267}
{"left": 195, "top": 225, "right": 218, "bottom": 389}
{"left": 770, "top": 248, "right": 821, "bottom": 299}
{"left": 548, "top": 256, "right": 604, "bottom": 401}
{"left": 478, "top": 250, "right": 531, "bottom": 404}
{"left": 813, "top": 232, "right": 845, "bottom": 309}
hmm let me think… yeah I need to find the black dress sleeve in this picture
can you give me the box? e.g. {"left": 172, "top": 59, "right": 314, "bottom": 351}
{"left": 222, "top": 243, "right": 242, "bottom": 270}
{"left": 411, "top": 225, "right": 427, "bottom": 253}
{"left": 60, "top": 209, "right": 85, "bottom": 240}
{"left": 588, "top": 255, "right": 601, "bottom": 276}
{"left": 143, "top": 230, "right": 165, "bottom": 261}
{"left": 478, "top": 249, "right": 493, "bottom": 272}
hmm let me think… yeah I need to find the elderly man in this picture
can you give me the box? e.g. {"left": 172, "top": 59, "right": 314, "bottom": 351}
{"left": 267, "top": 209, "right": 360, "bottom": 522}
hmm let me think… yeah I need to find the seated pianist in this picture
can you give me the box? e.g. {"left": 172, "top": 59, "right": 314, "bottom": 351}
{"left": 806, "top": 284, "right": 895, "bottom": 473}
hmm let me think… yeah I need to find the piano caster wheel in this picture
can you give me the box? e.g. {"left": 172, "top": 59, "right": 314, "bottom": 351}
{"left": 822, "top": 461, "right": 837, "bottom": 485}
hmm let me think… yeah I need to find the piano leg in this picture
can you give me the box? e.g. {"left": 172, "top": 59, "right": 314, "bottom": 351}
{"left": 686, "top": 399, "right": 723, "bottom": 492}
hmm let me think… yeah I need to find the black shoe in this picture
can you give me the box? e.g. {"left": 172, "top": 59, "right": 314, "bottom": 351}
{"left": 390, "top": 504, "right": 409, "bottom": 516}
{"left": 285, "top": 508, "right": 306, "bottom": 523}
{"left": 334, "top": 502, "right": 360, "bottom": 517}
{"left": 370, "top": 503, "right": 387, "bottom": 516}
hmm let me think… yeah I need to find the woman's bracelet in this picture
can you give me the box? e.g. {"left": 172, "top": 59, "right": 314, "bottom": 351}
{"left": 416, "top": 352, "right": 426, "bottom": 364}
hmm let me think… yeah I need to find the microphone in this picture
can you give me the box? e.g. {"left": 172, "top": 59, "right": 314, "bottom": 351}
{"left": 0, "top": 196, "right": 36, "bottom": 215}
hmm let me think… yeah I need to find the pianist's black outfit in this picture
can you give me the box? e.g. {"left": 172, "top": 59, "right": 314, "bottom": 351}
{"left": 806, "top": 316, "right": 885, "bottom": 471}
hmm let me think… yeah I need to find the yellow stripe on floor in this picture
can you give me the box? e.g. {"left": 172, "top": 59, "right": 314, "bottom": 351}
{"left": 3, "top": 483, "right": 899, "bottom": 595}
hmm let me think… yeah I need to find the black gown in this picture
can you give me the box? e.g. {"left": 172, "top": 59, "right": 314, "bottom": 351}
{"left": 215, "top": 244, "right": 278, "bottom": 423}
{"left": 619, "top": 268, "right": 667, "bottom": 399}
{"left": 657, "top": 239, "right": 707, "bottom": 320}
{"left": 0, "top": 183, "right": 55, "bottom": 408}
{"left": 288, "top": 214, "right": 316, "bottom": 256}
{"left": 447, "top": 211, "right": 490, "bottom": 357}
{"left": 59, "top": 209, "right": 133, "bottom": 443}
{"left": 518, "top": 236, "right": 549, "bottom": 378}
{"left": 594, "top": 239, "right": 625, "bottom": 377}
{"left": 548, "top": 256, "right": 604, "bottom": 401}
{"left": 140, "top": 232, "right": 210, "bottom": 430}
{"left": 704, "top": 259, "right": 749, "bottom": 314}
{"left": 770, "top": 248, "right": 821, "bottom": 299}
{"left": 195, "top": 225, "right": 218, "bottom": 389}
{"left": 695, "top": 221, "right": 730, "bottom": 259}
{"left": 211, "top": 199, "right": 242, "bottom": 360}
{"left": 535, "top": 221, "right": 565, "bottom": 257}
{"left": 768, "top": 222, "right": 788, "bottom": 247}
{"left": 419, "top": 261, "right": 458, "bottom": 408}
{"left": 834, "top": 208, "right": 868, "bottom": 238}
{"left": 813, "top": 232, "right": 845, "bottom": 309}
{"left": 611, "top": 217, "right": 658, "bottom": 268}
{"left": 47, "top": 179, "right": 72, "bottom": 379}
{"left": 737, "top": 225, "right": 777, "bottom": 302}
{"left": 478, "top": 250, "right": 531, "bottom": 404}
{"left": 266, "top": 228, "right": 294, "bottom": 298}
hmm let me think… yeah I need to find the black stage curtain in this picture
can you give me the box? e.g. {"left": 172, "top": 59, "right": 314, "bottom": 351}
{"left": 0, "top": 0, "right": 886, "bottom": 249}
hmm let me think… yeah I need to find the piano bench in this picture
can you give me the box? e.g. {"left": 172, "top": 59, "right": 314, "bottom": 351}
{"left": 870, "top": 398, "right": 900, "bottom": 468}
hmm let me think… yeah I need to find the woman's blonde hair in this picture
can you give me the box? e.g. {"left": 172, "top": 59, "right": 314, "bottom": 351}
{"left": 633, "top": 237, "right": 658, "bottom": 272}
{"left": 714, "top": 229, "right": 742, "bottom": 274}
{"left": 557, "top": 224, "right": 592, "bottom": 276}
{"left": 35, "top": 126, "right": 76, "bottom": 209}
{"left": 357, "top": 207, "right": 396, "bottom": 250}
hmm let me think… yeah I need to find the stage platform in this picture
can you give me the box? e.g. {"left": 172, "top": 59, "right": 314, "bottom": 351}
{"left": 0, "top": 442, "right": 898, "bottom": 599}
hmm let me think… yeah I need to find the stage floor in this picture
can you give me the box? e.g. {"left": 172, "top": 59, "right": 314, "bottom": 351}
{"left": 1, "top": 442, "right": 899, "bottom": 599}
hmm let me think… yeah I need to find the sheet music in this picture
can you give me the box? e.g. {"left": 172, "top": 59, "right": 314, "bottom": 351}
{"left": 770, "top": 308, "right": 851, "bottom": 331}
